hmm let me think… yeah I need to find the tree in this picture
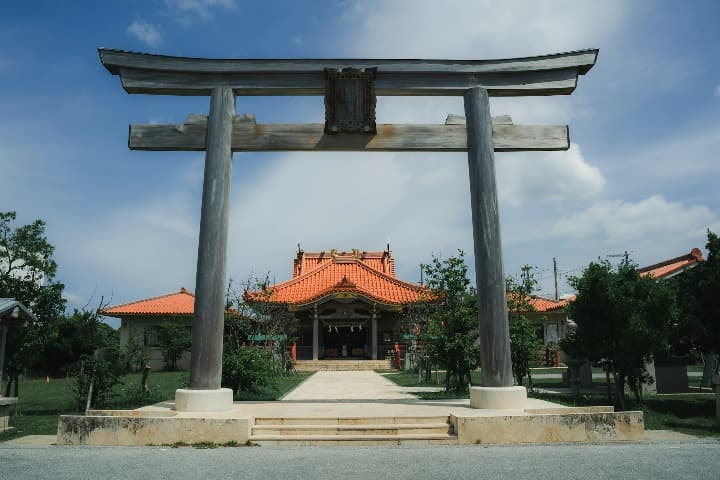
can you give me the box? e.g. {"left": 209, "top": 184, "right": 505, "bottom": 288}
{"left": 416, "top": 251, "right": 480, "bottom": 392}
{"left": 507, "top": 265, "right": 543, "bottom": 387}
{"left": 675, "top": 230, "right": 720, "bottom": 365}
{"left": 560, "top": 259, "right": 675, "bottom": 408}
{"left": 42, "top": 309, "right": 118, "bottom": 376}
{"left": 0, "top": 211, "right": 66, "bottom": 394}
{"left": 156, "top": 322, "right": 192, "bottom": 370}
{"left": 235, "top": 274, "right": 299, "bottom": 373}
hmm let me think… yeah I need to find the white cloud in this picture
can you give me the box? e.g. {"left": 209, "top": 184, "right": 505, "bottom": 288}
{"left": 226, "top": 152, "right": 473, "bottom": 282}
{"left": 497, "top": 144, "right": 605, "bottom": 207}
{"left": 55, "top": 186, "right": 201, "bottom": 305}
{"left": 550, "top": 195, "right": 718, "bottom": 244}
{"left": 214, "top": 0, "right": 623, "bottom": 284}
{"left": 162, "top": 0, "right": 236, "bottom": 23}
{"left": 342, "top": 0, "right": 625, "bottom": 59}
{"left": 609, "top": 121, "right": 720, "bottom": 187}
{"left": 715, "top": 84, "right": 720, "bottom": 97}
{"left": 127, "top": 20, "right": 162, "bottom": 47}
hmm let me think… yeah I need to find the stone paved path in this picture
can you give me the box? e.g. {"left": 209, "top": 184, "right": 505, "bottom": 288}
{"left": 281, "top": 371, "right": 418, "bottom": 401}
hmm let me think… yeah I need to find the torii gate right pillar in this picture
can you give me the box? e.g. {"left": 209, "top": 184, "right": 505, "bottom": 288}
{"left": 465, "top": 87, "right": 526, "bottom": 408}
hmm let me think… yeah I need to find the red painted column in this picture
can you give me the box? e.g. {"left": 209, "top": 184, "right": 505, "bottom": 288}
{"left": 394, "top": 342, "right": 401, "bottom": 369}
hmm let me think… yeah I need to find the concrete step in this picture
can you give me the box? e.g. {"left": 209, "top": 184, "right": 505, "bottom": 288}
{"left": 253, "top": 416, "right": 451, "bottom": 426}
{"left": 250, "top": 433, "right": 459, "bottom": 446}
{"left": 252, "top": 423, "right": 453, "bottom": 436}
{"left": 294, "top": 360, "right": 395, "bottom": 371}
{"left": 250, "top": 415, "right": 456, "bottom": 446}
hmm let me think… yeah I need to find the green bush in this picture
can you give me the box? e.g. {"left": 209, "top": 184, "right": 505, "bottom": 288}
{"left": 222, "top": 345, "right": 275, "bottom": 396}
{"left": 156, "top": 322, "right": 192, "bottom": 370}
{"left": 114, "top": 383, "right": 166, "bottom": 408}
{"left": 71, "top": 346, "right": 125, "bottom": 411}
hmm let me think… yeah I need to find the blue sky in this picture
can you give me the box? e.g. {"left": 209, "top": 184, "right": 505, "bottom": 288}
{"left": 2, "top": 1, "right": 719, "bottom": 319}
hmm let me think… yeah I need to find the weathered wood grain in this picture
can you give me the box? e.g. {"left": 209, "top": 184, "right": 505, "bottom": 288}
{"left": 189, "top": 87, "right": 235, "bottom": 391}
{"left": 129, "top": 115, "right": 569, "bottom": 152}
{"left": 116, "top": 66, "right": 580, "bottom": 96}
{"left": 465, "top": 87, "right": 514, "bottom": 388}
{"left": 99, "top": 49, "right": 598, "bottom": 96}
{"left": 100, "top": 48, "right": 598, "bottom": 74}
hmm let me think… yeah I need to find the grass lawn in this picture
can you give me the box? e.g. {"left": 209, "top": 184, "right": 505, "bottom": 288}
{"left": 0, "top": 370, "right": 313, "bottom": 443}
{"left": 382, "top": 369, "right": 563, "bottom": 397}
{"left": 383, "top": 369, "right": 720, "bottom": 436}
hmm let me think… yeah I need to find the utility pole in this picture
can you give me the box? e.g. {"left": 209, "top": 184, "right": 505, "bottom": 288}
{"left": 553, "top": 257, "right": 559, "bottom": 301}
{"left": 607, "top": 250, "right": 632, "bottom": 264}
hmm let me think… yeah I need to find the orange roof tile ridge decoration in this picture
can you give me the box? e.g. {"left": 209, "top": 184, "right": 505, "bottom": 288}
{"left": 101, "top": 287, "right": 195, "bottom": 316}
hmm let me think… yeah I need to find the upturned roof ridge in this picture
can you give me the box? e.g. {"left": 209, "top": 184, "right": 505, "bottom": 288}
{"left": 638, "top": 248, "right": 703, "bottom": 274}
{"left": 273, "top": 257, "right": 422, "bottom": 292}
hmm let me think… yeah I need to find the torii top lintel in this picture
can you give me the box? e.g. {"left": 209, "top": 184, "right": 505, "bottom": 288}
{"left": 98, "top": 48, "right": 598, "bottom": 97}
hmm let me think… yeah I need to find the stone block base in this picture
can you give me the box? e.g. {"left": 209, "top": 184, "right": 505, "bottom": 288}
{"left": 470, "top": 386, "right": 526, "bottom": 409}
{"left": 57, "top": 413, "right": 251, "bottom": 446}
{"left": 175, "top": 388, "right": 233, "bottom": 412}
{"left": 453, "top": 410, "right": 644, "bottom": 444}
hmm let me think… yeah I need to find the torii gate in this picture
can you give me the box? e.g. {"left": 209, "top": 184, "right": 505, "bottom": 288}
{"left": 99, "top": 48, "right": 597, "bottom": 411}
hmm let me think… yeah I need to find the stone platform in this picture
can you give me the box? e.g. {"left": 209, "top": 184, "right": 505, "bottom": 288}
{"left": 294, "top": 359, "right": 395, "bottom": 371}
{"left": 57, "top": 398, "right": 644, "bottom": 446}
{"left": 0, "top": 397, "right": 18, "bottom": 431}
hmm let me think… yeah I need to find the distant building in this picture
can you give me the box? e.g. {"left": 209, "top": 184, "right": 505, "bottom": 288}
{"left": 245, "top": 247, "right": 431, "bottom": 361}
{"left": 101, "top": 288, "right": 196, "bottom": 370}
{"left": 523, "top": 296, "right": 573, "bottom": 345}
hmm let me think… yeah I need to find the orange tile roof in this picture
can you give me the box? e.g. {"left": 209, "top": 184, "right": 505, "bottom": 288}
{"left": 639, "top": 248, "right": 703, "bottom": 280}
{"left": 247, "top": 249, "right": 429, "bottom": 306}
{"left": 528, "top": 296, "right": 572, "bottom": 312}
{"left": 101, "top": 288, "right": 195, "bottom": 316}
{"left": 293, "top": 248, "right": 395, "bottom": 277}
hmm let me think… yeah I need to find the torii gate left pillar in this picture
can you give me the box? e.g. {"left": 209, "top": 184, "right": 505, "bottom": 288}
{"left": 175, "top": 87, "right": 236, "bottom": 411}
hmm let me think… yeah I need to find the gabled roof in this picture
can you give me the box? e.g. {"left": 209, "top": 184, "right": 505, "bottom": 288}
{"left": 0, "top": 298, "right": 36, "bottom": 326}
{"left": 101, "top": 288, "right": 195, "bottom": 317}
{"left": 246, "top": 249, "right": 430, "bottom": 307}
{"left": 293, "top": 248, "right": 395, "bottom": 278}
{"left": 639, "top": 248, "right": 703, "bottom": 280}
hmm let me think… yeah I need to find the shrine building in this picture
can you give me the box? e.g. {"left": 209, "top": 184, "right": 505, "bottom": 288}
{"left": 246, "top": 247, "right": 431, "bottom": 362}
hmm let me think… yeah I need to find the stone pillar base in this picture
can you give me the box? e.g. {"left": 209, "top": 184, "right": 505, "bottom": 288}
{"left": 470, "top": 386, "right": 527, "bottom": 409}
{"left": 175, "top": 388, "right": 234, "bottom": 412}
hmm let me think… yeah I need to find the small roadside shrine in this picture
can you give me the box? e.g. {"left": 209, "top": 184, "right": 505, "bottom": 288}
{"left": 98, "top": 48, "right": 597, "bottom": 412}
{"left": 0, "top": 298, "right": 34, "bottom": 431}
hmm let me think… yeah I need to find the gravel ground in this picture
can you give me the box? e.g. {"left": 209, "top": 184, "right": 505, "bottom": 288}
{"left": 1, "top": 440, "right": 719, "bottom": 480}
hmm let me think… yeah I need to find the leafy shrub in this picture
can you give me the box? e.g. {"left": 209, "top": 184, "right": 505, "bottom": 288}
{"left": 156, "top": 322, "right": 192, "bottom": 370}
{"left": 222, "top": 345, "right": 274, "bottom": 396}
{"left": 71, "top": 346, "right": 124, "bottom": 411}
{"left": 115, "top": 383, "right": 166, "bottom": 408}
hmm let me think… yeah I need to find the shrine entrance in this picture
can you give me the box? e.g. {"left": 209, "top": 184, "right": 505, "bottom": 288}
{"left": 322, "top": 323, "right": 367, "bottom": 359}
{"left": 98, "top": 48, "right": 597, "bottom": 412}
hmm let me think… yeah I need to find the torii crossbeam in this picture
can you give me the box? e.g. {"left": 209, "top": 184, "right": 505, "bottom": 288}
{"left": 99, "top": 48, "right": 597, "bottom": 412}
